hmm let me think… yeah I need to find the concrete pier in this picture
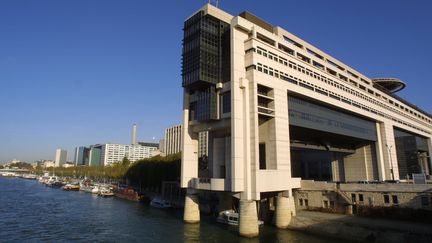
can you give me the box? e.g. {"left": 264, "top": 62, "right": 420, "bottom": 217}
{"left": 239, "top": 200, "right": 259, "bottom": 237}
{"left": 184, "top": 193, "right": 200, "bottom": 224}
{"left": 275, "top": 196, "right": 295, "bottom": 228}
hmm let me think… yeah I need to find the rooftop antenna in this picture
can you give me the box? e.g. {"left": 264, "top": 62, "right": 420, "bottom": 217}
{"left": 208, "top": 0, "right": 219, "bottom": 8}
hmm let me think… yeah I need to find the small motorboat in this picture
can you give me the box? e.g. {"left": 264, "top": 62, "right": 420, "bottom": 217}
{"left": 216, "top": 210, "right": 264, "bottom": 226}
{"left": 62, "top": 184, "right": 80, "bottom": 191}
{"left": 150, "top": 198, "right": 172, "bottom": 209}
{"left": 91, "top": 186, "right": 100, "bottom": 194}
{"left": 98, "top": 187, "right": 114, "bottom": 197}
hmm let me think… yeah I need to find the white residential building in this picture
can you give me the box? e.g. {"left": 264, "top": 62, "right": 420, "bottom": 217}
{"left": 164, "top": 124, "right": 182, "bottom": 155}
{"left": 100, "top": 143, "right": 158, "bottom": 166}
{"left": 54, "top": 149, "right": 67, "bottom": 167}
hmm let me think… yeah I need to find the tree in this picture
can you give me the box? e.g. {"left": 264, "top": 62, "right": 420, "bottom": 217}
{"left": 0, "top": 165, "right": 4, "bottom": 169}
{"left": 121, "top": 157, "right": 130, "bottom": 167}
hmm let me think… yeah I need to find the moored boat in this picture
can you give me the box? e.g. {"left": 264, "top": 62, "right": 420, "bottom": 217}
{"left": 91, "top": 186, "right": 100, "bottom": 194}
{"left": 150, "top": 198, "right": 172, "bottom": 209}
{"left": 98, "top": 187, "right": 114, "bottom": 197}
{"left": 79, "top": 179, "right": 94, "bottom": 193}
{"left": 0, "top": 172, "right": 16, "bottom": 177}
{"left": 22, "top": 174, "right": 38, "bottom": 180}
{"left": 216, "top": 210, "right": 264, "bottom": 226}
{"left": 113, "top": 186, "right": 141, "bottom": 201}
{"left": 62, "top": 183, "right": 80, "bottom": 191}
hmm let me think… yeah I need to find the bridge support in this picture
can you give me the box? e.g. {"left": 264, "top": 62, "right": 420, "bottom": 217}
{"left": 275, "top": 195, "right": 295, "bottom": 228}
{"left": 239, "top": 200, "right": 259, "bottom": 237}
{"left": 184, "top": 193, "right": 200, "bottom": 223}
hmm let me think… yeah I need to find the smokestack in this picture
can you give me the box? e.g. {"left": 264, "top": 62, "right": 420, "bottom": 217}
{"left": 132, "top": 124, "right": 137, "bottom": 145}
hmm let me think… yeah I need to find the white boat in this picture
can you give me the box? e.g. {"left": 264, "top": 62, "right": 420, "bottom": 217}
{"left": 216, "top": 210, "right": 264, "bottom": 226}
{"left": 79, "top": 179, "right": 94, "bottom": 193}
{"left": 0, "top": 172, "right": 16, "bottom": 177}
{"left": 98, "top": 187, "right": 114, "bottom": 197}
{"left": 22, "top": 174, "right": 37, "bottom": 180}
{"left": 150, "top": 198, "right": 172, "bottom": 208}
{"left": 91, "top": 186, "right": 100, "bottom": 194}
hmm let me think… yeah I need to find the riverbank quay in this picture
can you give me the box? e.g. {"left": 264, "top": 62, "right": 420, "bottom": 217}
{"left": 289, "top": 210, "right": 432, "bottom": 243}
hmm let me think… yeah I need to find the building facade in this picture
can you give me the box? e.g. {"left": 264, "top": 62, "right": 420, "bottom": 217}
{"left": 164, "top": 124, "right": 182, "bottom": 155}
{"left": 198, "top": 131, "right": 208, "bottom": 158}
{"left": 163, "top": 124, "right": 208, "bottom": 157}
{"left": 180, "top": 4, "right": 432, "bottom": 236}
{"left": 89, "top": 145, "right": 103, "bottom": 166}
{"left": 55, "top": 149, "right": 67, "bottom": 167}
{"left": 100, "top": 143, "right": 158, "bottom": 166}
{"left": 74, "top": 146, "right": 90, "bottom": 166}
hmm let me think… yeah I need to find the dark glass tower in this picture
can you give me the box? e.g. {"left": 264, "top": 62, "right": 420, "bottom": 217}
{"left": 182, "top": 10, "right": 230, "bottom": 121}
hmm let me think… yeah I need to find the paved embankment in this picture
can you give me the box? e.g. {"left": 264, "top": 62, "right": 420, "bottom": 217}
{"left": 289, "top": 211, "right": 432, "bottom": 243}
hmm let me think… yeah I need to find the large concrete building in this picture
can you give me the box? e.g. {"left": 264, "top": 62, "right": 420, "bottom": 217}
{"left": 163, "top": 124, "right": 208, "bottom": 157}
{"left": 180, "top": 4, "right": 432, "bottom": 236}
{"left": 54, "top": 149, "right": 67, "bottom": 167}
{"left": 100, "top": 143, "right": 158, "bottom": 166}
{"left": 72, "top": 142, "right": 158, "bottom": 167}
{"left": 164, "top": 124, "right": 182, "bottom": 155}
{"left": 74, "top": 146, "right": 90, "bottom": 166}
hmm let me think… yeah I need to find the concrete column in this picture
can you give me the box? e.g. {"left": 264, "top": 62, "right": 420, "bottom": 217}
{"left": 181, "top": 89, "right": 199, "bottom": 188}
{"left": 239, "top": 200, "right": 259, "bottom": 237}
{"left": 378, "top": 122, "right": 399, "bottom": 180}
{"left": 375, "top": 122, "right": 387, "bottom": 181}
{"left": 275, "top": 196, "right": 295, "bottom": 228}
{"left": 184, "top": 193, "right": 200, "bottom": 224}
{"left": 427, "top": 137, "right": 432, "bottom": 176}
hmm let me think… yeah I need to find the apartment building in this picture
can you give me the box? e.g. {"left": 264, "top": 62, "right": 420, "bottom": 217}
{"left": 164, "top": 124, "right": 182, "bottom": 155}
{"left": 180, "top": 4, "right": 432, "bottom": 237}
{"left": 54, "top": 149, "right": 67, "bottom": 167}
{"left": 100, "top": 143, "right": 158, "bottom": 166}
{"left": 163, "top": 124, "right": 208, "bottom": 157}
{"left": 74, "top": 146, "right": 90, "bottom": 166}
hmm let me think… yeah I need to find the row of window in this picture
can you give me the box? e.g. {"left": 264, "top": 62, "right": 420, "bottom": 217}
{"left": 248, "top": 42, "right": 432, "bottom": 126}
{"left": 248, "top": 62, "right": 431, "bottom": 135}
{"left": 259, "top": 32, "right": 371, "bottom": 86}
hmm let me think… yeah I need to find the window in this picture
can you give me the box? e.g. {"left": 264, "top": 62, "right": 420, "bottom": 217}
{"left": 323, "top": 200, "right": 329, "bottom": 208}
{"left": 304, "top": 199, "right": 309, "bottom": 207}
{"left": 392, "top": 195, "right": 398, "bottom": 204}
{"left": 222, "top": 92, "right": 231, "bottom": 113}
{"left": 359, "top": 194, "right": 364, "bottom": 202}
{"left": 278, "top": 43, "right": 294, "bottom": 55}
{"left": 351, "top": 193, "right": 356, "bottom": 203}
{"left": 259, "top": 143, "right": 266, "bottom": 169}
{"left": 299, "top": 198, "right": 303, "bottom": 206}
{"left": 421, "top": 196, "right": 429, "bottom": 207}
{"left": 384, "top": 195, "right": 390, "bottom": 204}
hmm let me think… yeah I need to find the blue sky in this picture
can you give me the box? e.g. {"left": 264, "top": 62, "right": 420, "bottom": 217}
{"left": 1, "top": 0, "right": 431, "bottom": 163}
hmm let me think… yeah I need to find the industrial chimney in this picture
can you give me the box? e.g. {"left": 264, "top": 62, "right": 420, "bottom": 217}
{"left": 132, "top": 123, "right": 137, "bottom": 145}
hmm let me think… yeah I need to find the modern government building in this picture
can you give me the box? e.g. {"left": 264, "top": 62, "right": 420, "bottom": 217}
{"left": 180, "top": 4, "right": 432, "bottom": 237}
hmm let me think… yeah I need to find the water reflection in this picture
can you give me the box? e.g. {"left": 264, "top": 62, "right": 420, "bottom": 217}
{"left": 183, "top": 223, "right": 200, "bottom": 242}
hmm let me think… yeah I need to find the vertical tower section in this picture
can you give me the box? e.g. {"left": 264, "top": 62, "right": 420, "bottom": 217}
{"left": 182, "top": 10, "right": 231, "bottom": 121}
{"left": 181, "top": 6, "right": 232, "bottom": 189}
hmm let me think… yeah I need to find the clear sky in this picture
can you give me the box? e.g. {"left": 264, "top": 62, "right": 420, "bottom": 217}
{"left": 1, "top": 0, "right": 431, "bottom": 163}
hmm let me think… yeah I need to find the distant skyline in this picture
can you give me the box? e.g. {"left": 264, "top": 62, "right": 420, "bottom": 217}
{"left": 1, "top": 0, "right": 431, "bottom": 163}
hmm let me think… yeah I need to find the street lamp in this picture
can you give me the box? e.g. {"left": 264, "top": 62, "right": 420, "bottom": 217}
{"left": 386, "top": 144, "right": 395, "bottom": 181}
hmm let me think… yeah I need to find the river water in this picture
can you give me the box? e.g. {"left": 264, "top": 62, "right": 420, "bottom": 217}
{"left": 0, "top": 177, "right": 337, "bottom": 242}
